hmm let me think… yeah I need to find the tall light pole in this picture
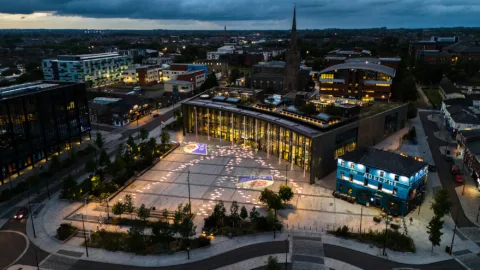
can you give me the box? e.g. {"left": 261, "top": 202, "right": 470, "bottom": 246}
{"left": 82, "top": 214, "right": 89, "bottom": 257}
{"left": 285, "top": 234, "right": 289, "bottom": 270}
{"left": 382, "top": 216, "right": 388, "bottom": 256}
{"left": 450, "top": 207, "right": 461, "bottom": 255}
{"left": 27, "top": 193, "right": 36, "bottom": 238}
{"left": 285, "top": 164, "right": 288, "bottom": 186}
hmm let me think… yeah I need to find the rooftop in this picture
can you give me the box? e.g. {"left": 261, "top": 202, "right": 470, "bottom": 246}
{"left": 0, "top": 81, "right": 76, "bottom": 100}
{"left": 165, "top": 80, "right": 194, "bottom": 85}
{"left": 341, "top": 148, "right": 428, "bottom": 177}
{"left": 319, "top": 62, "right": 396, "bottom": 77}
{"left": 56, "top": 53, "right": 125, "bottom": 61}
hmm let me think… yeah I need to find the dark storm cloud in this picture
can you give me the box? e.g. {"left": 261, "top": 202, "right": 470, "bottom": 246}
{"left": 0, "top": 0, "right": 479, "bottom": 27}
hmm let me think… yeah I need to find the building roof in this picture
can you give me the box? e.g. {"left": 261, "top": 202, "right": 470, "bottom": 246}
{"left": 341, "top": 148, "right": 428, "bottom": 177}
{"left": 319, "top": 62, "right": 396, "bottom": 77}
{"left": 443, "top": 98, "right": 472, "bottom": 107}
{"left": 447, "top": 106, "right": 480, "bottom": 125}
{"left": 57, "top": 53, "right": 124, "bottom": 61}
{"left": 458, "top": 129, "right": 480, "bottom": 141}
{"left": 440, "top": 77, "right": 461, "bottom": 95}
{"left": 443, "top": 42, "right": 480, "bottom": 53}
{"left": 0, "top": 81, "right": 78, "bottom": 100}
{"left": 165, "top": 80, "right": 193, "bottom": 85}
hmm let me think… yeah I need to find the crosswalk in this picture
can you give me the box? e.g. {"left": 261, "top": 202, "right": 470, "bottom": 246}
{"left": 291, "top": 232, "right": 328, "bottom": 270}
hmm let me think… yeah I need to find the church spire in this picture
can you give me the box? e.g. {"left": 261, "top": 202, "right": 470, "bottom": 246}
{"left": 290, "top": 4, "right": 297, "bottom": 50}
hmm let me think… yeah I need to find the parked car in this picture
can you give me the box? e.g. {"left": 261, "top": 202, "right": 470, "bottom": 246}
{"left": 152, "top": 113, "right": 160, "bottom": 118}
{"left": 14, "top": 207, "right": 28, "bottom": 219}
{"left": 454, "top": 174, "right": 463, "bottom": 183}
{"left": 451, "top": 164, "right": 460, "bottom": 175}
{"left": 428, "top": 164, "right": 436, "bottom": 172}
{"left": 444, "top": 155, "right": 453, "bottom": 162}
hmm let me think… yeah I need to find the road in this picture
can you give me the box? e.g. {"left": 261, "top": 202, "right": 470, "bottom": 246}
{"left": 120, "top": 108, "right": 175, "bottom": 140}
{"left": 419, "top": 111, "right": 476, "bottom": 227}
{"left": 324, "top": 244, "right": 463, "bottom": 270}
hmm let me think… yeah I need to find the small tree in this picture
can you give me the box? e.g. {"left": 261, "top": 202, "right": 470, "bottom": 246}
{"left": 112, "top": 201, "right": 125, "bottom": 218}
{"left": 265, "top": 255, "right": 280, "bottom": 270}
{"left": 278, "top": 185, "right": 294, "bottom": 204}
{"left": 431, "top": 189, "right": 452, "bottom": 219}
{"left": 249, "top": 206, "right": 260, "bottom": 221}
{"left": 240, "top": 206, "right": 248, "bottom": 221}
{"left": 85, "top": 159, "right": 96, "bottom": 174}
{"left": 62, "top": 174, "right": 80, "bottom": 200}
{"left": 94, "top": 132, "right": 105, "bottom": 149}
{"left": 161, "top": 131, "right": 170, "bottom": 145}
{"left": 230, "top": 201, "right": 240, "bottom": 228}
{"left": 139, "top": 128, "right": 149, "bottom": 142}
{"left": 49, "top": 155, "right": 62, "bottom": 173}
{"left": 137, "top": 204, "right": 151, "bottom": 223}
{"left": 127, "top": 135, "right": 137, "bottom": 153}
{"left": 98, "top": 150, "right": 110, "bottom": 167}
{"left": 427, "top": 216, "right": 444, "bottom": 252}
{"left": 260, "top": 188, "right": 283, "bottom": 211}
{"left": 124, "top": 194, "right": 135, "bottom": 219}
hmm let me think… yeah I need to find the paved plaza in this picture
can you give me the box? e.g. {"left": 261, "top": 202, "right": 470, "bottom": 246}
{"left": 100, "top": 134, "right": 380, "bottom": 233}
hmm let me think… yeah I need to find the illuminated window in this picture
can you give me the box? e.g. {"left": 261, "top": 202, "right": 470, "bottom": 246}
{"left": 380, "top": 171, "right": 384, "bottom": 177}
{"left": 394, "top": 175, "right": 399, "bottom": 181}
{"left": 350, "top": 175, "right": 353, "bottom": 181}
{"left": 350, "top": 163, "right": 354, "bottom": 169}
{"left": 378, "top": 183, "right": 382, "bottom": 190}
{"left": 341, "top": 161, "right": 345, "bottom": 167}
{"left": 340, "top": 172, "right": 344, "bottom": 179}
{"left": 363, "top": 179, "right": 368, "bottom": 186}
{"left": 393, "top": 188, "right": 397, "bottom": 195}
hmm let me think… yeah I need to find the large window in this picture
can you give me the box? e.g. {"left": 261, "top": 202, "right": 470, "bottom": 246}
{"left": 384, "top": 112, "right": 398, "bottom": 136}
{"left": 334, "top": 128, "right": 358, "bottom": 159}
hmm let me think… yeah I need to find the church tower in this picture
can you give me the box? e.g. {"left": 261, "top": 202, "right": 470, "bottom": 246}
{"left": 283, "top": 5, "right": 301, "bottom": 93}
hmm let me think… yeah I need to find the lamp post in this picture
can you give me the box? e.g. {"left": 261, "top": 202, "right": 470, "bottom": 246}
{"left": 33, "top": 243, "right": 40, "bottom": 270}
{"left": 450, "top": 207, "right": 461, "bottom": 255}
{"left": 285, "top": 164, "right": 288, "bottom": 186}
{"left": 27, "top": 193, "right": 36, "bottom": 238}
{"left": 382, "top": 216, "right": 388, "bottom": 256}
{"left": 81, "top": 214, "right": 89, "bottom": 257}
{"left": 285, "top": 234, "right": 289, "bottom": 270}
{"left": 359, "top": 206, "right": 363, "bottom": 233}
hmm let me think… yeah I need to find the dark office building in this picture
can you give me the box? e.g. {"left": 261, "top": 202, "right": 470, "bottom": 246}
{"left": 0, "top": 81, "right": 91, "bottom": 183}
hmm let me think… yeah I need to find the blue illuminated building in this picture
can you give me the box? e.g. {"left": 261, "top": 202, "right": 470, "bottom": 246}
{"left": 336, "top": 148, "right": 428, "bottom": 216}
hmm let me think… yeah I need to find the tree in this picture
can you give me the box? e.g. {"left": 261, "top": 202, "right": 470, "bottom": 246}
{"left": 426, "top": 216, "right": 444, "bottom": 252}
{"left": 260, "top": 188, "right": 283, "bottom": 211}
{"left": 98, "top": 150, "right": 110, "bottom": 167}
{"left": 152, "top": 220, "right": 174, "bottom": 241}
{"left": 201, "top": 72, "right": 219, "bottom": 91}
{"left": 228, "top": 68, "right": 241, "bottom": 84}
{"left": 431, "top": 189, "right": 452, "bottom": 219}
{"left": 127, "top": 135, "right": 137, "bottom": 153}
{"left": 230, "top": 200, "right": 239, "bottom": 216}
{"left": 124, "top": 194, "right": 135, "bottom": 219}
{"left": 137, "top": 204, "right": 151, "bottom": 223}
{"left": 85, "top": 159, "right": 96, "bottom": 174}
{"left": 94, "top": 132, "right": 105, "bottom": 149}
{"left": 278, "top": 185, "right": 294, "bottom": 204}
{"left": 240, "top": 206, "right": 248, "bottom": 221}
{"left": 139, "top": 128, "right": 149, "bottom": 142}
{"left": 127, "top": 226, "right": 147, "bottom": 254}
{"left": 161, "top": 131, "right": 170, "bottom": 145}
{"left": 264, "top": 255, "right": 281, "bottom": 270}
{"left": 249, "top": 206, "right": 260, "bottom": 221}
{"left": 62, "top": 174, "right": 80, "bottom": 200}
{"left": 112, "top": 201, "right": 125, "bottom": 218}
{"left": 49, "top": 155, "right": 62, "bottom": 173}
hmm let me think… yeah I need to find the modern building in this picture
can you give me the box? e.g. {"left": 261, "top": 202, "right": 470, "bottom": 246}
{"left": 336, "top": 148, "right": 428, "bottom": 215}
{"left": 0, "top": 81, "right": 91, "bottom": 183}
{"left": 318, "top": 62, "right": 396, "bottom": 101}
{"left": 164, "top": 80, "right": 195, "bottom": 95}
{"left": 193, "top": 59, "right": 228, "bottom": 76}
{"left": 207, "top": 45, "right": 238, "bottom": 60}
{"left": 143, "top": 56, "right": 173, "bottom": 66}
{"left": 122, "top": 64, "right": 163, "bottom": 85}
{"left": 409, "top": 36, "right": 459, "bottom": 61}
{"left": 88, "top": 96, "right": 151, "bottom": 127}
{"left": 42, "top": 53, "right": 131, "bottom": 87}
{"left": 324, "top": 57, "right": 401, "bottom": 70}
{"left": 181, "top": 87, "right": 408, "bottom": 184}
{"left": 162, "top": 64, "right": 208, "bottom": 83}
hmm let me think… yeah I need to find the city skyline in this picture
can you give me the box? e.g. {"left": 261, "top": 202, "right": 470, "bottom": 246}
{"left": 1, "top": 0, "right": 479, "bottom": 30}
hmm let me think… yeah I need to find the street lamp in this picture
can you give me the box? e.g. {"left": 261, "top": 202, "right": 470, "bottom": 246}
{"left": 27, "top": 193, "right": 36, "bottom": 238}
{"left": 285, "top": 234, "right": 289, "bottom": 269}
{"left": 81, "top": 214, "right": 89, "bottom": 257}
{"left": 285, "top": 164, "right": 288, "bottom": 186}
{"left": 450, "top": 207, "right": 461, "bottom": 255}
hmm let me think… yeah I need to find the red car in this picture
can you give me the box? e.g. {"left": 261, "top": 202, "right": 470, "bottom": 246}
{"left": 14, "top": 207, "right": 28, "bottom": 219}
{"left": 451, "top": 164, "right": 460, "bottom": 175}
{"left": 152, "top": 114, "right": 160, "bottom": 118}
{"left": 454, "top": 175, "right": 463, "bottom": 183}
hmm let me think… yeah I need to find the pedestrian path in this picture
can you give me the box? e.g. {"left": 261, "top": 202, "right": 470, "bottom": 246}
{"left": 291, "top": 232, "right": 327, "bottom": 270}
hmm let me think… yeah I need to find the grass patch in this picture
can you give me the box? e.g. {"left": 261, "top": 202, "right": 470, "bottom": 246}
{"left": 423, "top": 88, "right": 442, "bottom": 106}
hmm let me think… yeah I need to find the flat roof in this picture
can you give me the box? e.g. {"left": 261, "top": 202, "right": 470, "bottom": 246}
{"left": 184, "top": 99, "right": 322, "bottom": 137}
{"left": 341, "top": 148, "right": 428, "bottom": 177}
{"left": 0, "top": 81, "right": 78, "bottom": 100}
{"left": 165, "top": 80, "right": 193, "bottom": 85}
{"left": 319, "top": 62, "right": 396, "bottom": 77}
{"left": 56, "top": 53, "right": 124, "bottom": 61}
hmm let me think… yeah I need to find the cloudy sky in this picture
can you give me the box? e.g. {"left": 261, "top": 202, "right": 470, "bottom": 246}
{"left": 0, "top": 0, "right": 479, "bottom": 30}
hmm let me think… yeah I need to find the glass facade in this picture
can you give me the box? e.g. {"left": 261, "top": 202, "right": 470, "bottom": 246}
{"left": 185, "top": 105, "right": 312, "bottom": 171}
{"left": 0, "top": 82, "right": 91, "bottom": 182}
{"left": 334, "top": 128, "right": 358, "bottom": 159}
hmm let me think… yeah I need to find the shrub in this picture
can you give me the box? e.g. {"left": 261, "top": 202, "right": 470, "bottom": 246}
{"left": 196, "top": 236, "right": 211, "bottom": 248}
{"left": 390, "top": 223, "right": 400, "bottom": 230}
{"left": 373, "top": 216, "right": 382, "bottom": 223}
{"left": 56, "top": 223, "right": 77, "bottom": 241}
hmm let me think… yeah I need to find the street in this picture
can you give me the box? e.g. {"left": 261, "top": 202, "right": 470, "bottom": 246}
{"left": 419, "top": 111, "right": 476, "bottom": 227}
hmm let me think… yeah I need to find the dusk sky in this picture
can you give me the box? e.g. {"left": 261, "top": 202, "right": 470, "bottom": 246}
{"left": 0, "top": 0, "right": 479, "bottom": 30}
